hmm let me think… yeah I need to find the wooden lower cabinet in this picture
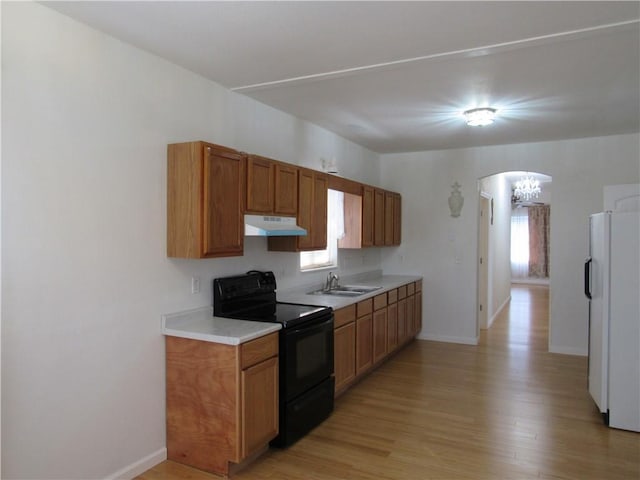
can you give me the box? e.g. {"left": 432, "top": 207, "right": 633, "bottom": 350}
{"left": 356, "top": 314, "right": 373, "bottom": 375}
{"left": 387, "top": 301, "right": 398, "bottom": 352}
{"left": 166, "top": 333, "right": 278, "bottom": 476}
{"left": 331, "top": 281, "right": 421, "bottom": 398}
{"left": 397, "top": 298, "right": 408, "bottom": 345}
{"left": 372, "top": 308, "right": 388, "bottom": 363}
{"left": 241, "top": 356, "right": 278, "bottom": 458}
{"left": 334, "top": 322, "right": 356, "bottom": 395}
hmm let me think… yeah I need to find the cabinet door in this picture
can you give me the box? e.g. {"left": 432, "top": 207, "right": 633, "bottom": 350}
{"left": 203, "top": 145, "right": 246, "bottom": 257}
{"left": 374, "top": 189, "right": 385, "bottom": 246}
{"left": 362, "top": 186, "right": 374, "bottom": 247}
{"left": 246, "top": 155, "right": 275, "bottom": 213}
{"left": 393, "top": 193, "right": 402, "bottom": 245}
{"left": 274, "top": 163, "right": 298, "bottom": 215}
{"left": 334, "top": 322, "right": 356, "bottom": 395}
{"left": 387, "top": 302, "right": 398, "bottom": 352}
{"left": 241, "top": 356, "right": 278, "bottom": 458}
{"left": 311, "top": 172, "right": 328, "bottom": 249}
{"left": 397, "top": 298, "right": 407, "bottom": 345}
{"left": 296, "top": 169, "right": 315, "bottom": 250}
{"left": 407, "top": 294, "right": 415, "bottom": 338}
{"left": 372, "top": 308, "right": 388, "bottom": 364}
{"left": 355, "top": 314, "right": 373, "bottom": 376}
{"left": 415, "top": 290, "right": 422, "bottom": 335}
{"left": 384, "top": 192, "right": 394, "bottom": 246}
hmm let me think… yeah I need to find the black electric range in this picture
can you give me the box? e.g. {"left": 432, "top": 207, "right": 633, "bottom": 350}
{"left": 213, "top": 271, "right": 335, "bottom": 447}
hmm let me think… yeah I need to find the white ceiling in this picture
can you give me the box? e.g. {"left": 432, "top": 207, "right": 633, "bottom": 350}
{"left": 44, "top": 1, "right": 640, "bottom": 154}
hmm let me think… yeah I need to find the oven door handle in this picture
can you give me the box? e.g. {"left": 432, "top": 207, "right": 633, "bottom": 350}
{"left": 290, "top": 316, "right": 333, "bottom": 336}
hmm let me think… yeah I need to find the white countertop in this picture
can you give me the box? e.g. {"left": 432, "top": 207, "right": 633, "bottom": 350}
{"left": 162, "top": 306, "right": 281, "bottom": 345}
{"left": 277, "top": 274, "right": 422, "bottom": 310}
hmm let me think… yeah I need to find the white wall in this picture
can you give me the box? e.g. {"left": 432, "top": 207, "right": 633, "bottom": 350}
{"left": 380, "top": 134, "right": 640, "bottom": 351}
{"left": 479, "top": 174, "right": 512, "bottom": 328}
{"left": 1, "top": 3, "right": 382, "bottom": 479}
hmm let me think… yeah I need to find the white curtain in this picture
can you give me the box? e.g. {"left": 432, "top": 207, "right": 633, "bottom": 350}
{"left": 510, "top": 207, "right": 529, "bottom": 280}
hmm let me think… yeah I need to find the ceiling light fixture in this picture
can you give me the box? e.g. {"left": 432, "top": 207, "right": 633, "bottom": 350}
{"left": 463, "top": 107, "right": 497, "bottom": 127}
{"left": 514, "top": 175, "right": 541, "bottom": 201}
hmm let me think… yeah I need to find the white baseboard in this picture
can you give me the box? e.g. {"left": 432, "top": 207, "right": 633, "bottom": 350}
{"left": 105, "top": 447, "right": 167, "bottom": 480}
{"left": 487, "top": 295, "right": 511, "bottom": 329}
{"left": 549, "top": 344, "right": 587, "bottom": 356}
{"left": 420, "top": 333, "right": 478, "bottom": 345}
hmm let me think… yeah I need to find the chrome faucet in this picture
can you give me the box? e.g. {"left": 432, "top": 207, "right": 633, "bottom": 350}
{"left": 325, "top": 271, "right": 340, "bottom": 291}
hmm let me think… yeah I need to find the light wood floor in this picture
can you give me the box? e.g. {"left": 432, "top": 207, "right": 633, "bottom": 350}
{"left": 139, "top": 285, "right": 639, "bottom": 479}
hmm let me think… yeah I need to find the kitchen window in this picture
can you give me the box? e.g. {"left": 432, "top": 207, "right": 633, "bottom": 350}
{"left": 300, "top": 189, "right": 344, "bottom": 271}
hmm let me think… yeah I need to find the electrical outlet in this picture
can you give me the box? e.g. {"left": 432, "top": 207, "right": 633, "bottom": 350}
{"left": 191, "top": 276, "right": 201, "bottom": 294}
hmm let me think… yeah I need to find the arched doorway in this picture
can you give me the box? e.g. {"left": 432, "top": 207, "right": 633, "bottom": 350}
{"left": 476, "top": 171, "right": 552, "bottom": 342}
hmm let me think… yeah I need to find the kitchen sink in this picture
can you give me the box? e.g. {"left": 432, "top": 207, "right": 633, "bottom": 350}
{"left": 307, "top": 285, "right": 382, "bottom": 297}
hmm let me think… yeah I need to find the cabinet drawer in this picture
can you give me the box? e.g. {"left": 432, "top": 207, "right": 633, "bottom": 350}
{"left": 398, "top": 285, "right": 407, "bottom": 300}
{"left": 407, "top": 282, "right": 415, "bottom": 296}
{"left": 356, "top": 299, "right": 373, "bottom": 318}
{"left": 241, "top": 333, "right": 278, "bottom": 369}
{"left": 334, "top": 305, "right": 356, "bottom": 329}
{"left": 387, "top": 288, "right": 398, "bottom": 304}
{"left": 373, "top": 293, "right": 387, "bottom": 311}
{"left": 415, "top": 280, "right": 422, "bottom": 292}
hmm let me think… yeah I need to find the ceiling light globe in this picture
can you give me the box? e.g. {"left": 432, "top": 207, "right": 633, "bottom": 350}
{"left": 464, "top": 107, "right": 497, "bottom": 127}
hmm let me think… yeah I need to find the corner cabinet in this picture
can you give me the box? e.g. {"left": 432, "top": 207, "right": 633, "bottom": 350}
{"left": 167, "top": 141, "right": 245, "bottom": 258}
{"left": 166, "top": 333, "right": 279, "bottom": 476}
{"left": 268, "top": 168, "right": 328, "bottom": 252}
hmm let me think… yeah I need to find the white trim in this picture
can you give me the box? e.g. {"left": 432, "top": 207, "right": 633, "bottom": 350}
{"left": 104, "top": 448, "right": 167, "bottom": 480}
{"left": 549, "top": 345, "right": 587, "bottom": 357}
{"left": 420, "top": 333, "right": 479, "bottom": 345}
{"left": 487, "top": 295, "right": 511, "bottom": 329}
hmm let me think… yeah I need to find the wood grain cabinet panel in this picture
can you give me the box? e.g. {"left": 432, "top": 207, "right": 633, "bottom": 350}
{"left": 374, "top": 189, "right": 385, "bottom": 246}
{"left": 274, "top": 163, "right": 298, "bottom": 215}
{"left": 246, "top": 155, "right": 275, "bottom": 214}
{"left": 241, "top": 356, "right": 278, "bottom": 458}
{"left": 166, "top": 333, "right": 279, "bottom": 476}
{"left": 393, "top": 193, "right": 402, "bottom": 245}
{"left": 356, "top": 314, "right": 373, "bottom": 376}
{"left": 268, "top": 168, "right": 327, "bottom": 252}
{"left": 362, "top": 186, "right": 375, "bottom": 247}
{"left": 372, "top": 308, "right": 388, "bottom": 364}
{"left": 387, "top": 301, "right": 398, "bottom": 352}
{"left": 384, "top": 191, "right": 394, "bottom": 246}
{"left": 397, "top": 298, "right": 408, "bottom": 345}
{"left": 167, "top": 141, "right": 245, "bottom": 259}
{"left": 334, "top": 322, "right": 356, "bottom": 395}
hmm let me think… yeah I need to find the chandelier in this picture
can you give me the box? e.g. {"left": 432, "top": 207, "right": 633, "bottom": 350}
{"left": 514, "top": 175, "right": 541, "bottom": 201}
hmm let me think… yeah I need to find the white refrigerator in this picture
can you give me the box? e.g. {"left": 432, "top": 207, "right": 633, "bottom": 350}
{"left": 585, "top": 211, "right": 640, "bottom": 432}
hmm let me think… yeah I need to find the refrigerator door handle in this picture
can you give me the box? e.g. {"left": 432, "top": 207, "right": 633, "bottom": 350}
{"left": 584, "top": 257, "right": 593, "bottom": 299}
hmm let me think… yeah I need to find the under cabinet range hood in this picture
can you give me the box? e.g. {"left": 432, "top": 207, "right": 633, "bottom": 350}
{"left": 244, "top": 214, "right": 307, "bottom": 237}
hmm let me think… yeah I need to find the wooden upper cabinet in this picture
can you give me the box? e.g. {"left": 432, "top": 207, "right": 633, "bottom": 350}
{"left": 338, "top": 184, "right": 401, "bottom": 249}
{"left": 167, "top": 141, "right": 245, "bottom": 258}
{"left": 311, "top": 172, "right": 328, "bottom": 248}
{"left": 393, "top": 193, "right": 402, "bottom": 246}
{"left": 246, "top": 155, "right": 275, "bottom": 214}
{"left": 384, "top": 191, "right": 394, "bottom": 246}
{"left": 373, "top": 189, "right": 385, "bottom": 246}
{"left": 362, "top": 186, "right": 375, "bottom": 247}
{"left": 268, "top": 168, "right": 327, "bottom": 252}
{"left": 247, "top": 155, "right": 299, "bottom": 216}
{"left": 274, "top": 163, "right": 298, "bottom": 215}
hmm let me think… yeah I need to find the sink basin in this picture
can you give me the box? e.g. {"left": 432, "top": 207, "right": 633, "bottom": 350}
{"left": 307, "top": 285, "right": 382, "bottom": 297}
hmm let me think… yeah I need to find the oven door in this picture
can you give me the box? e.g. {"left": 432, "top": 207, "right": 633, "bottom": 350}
{"left": 282, "top": 313, "right": 334, "bottom": 401}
